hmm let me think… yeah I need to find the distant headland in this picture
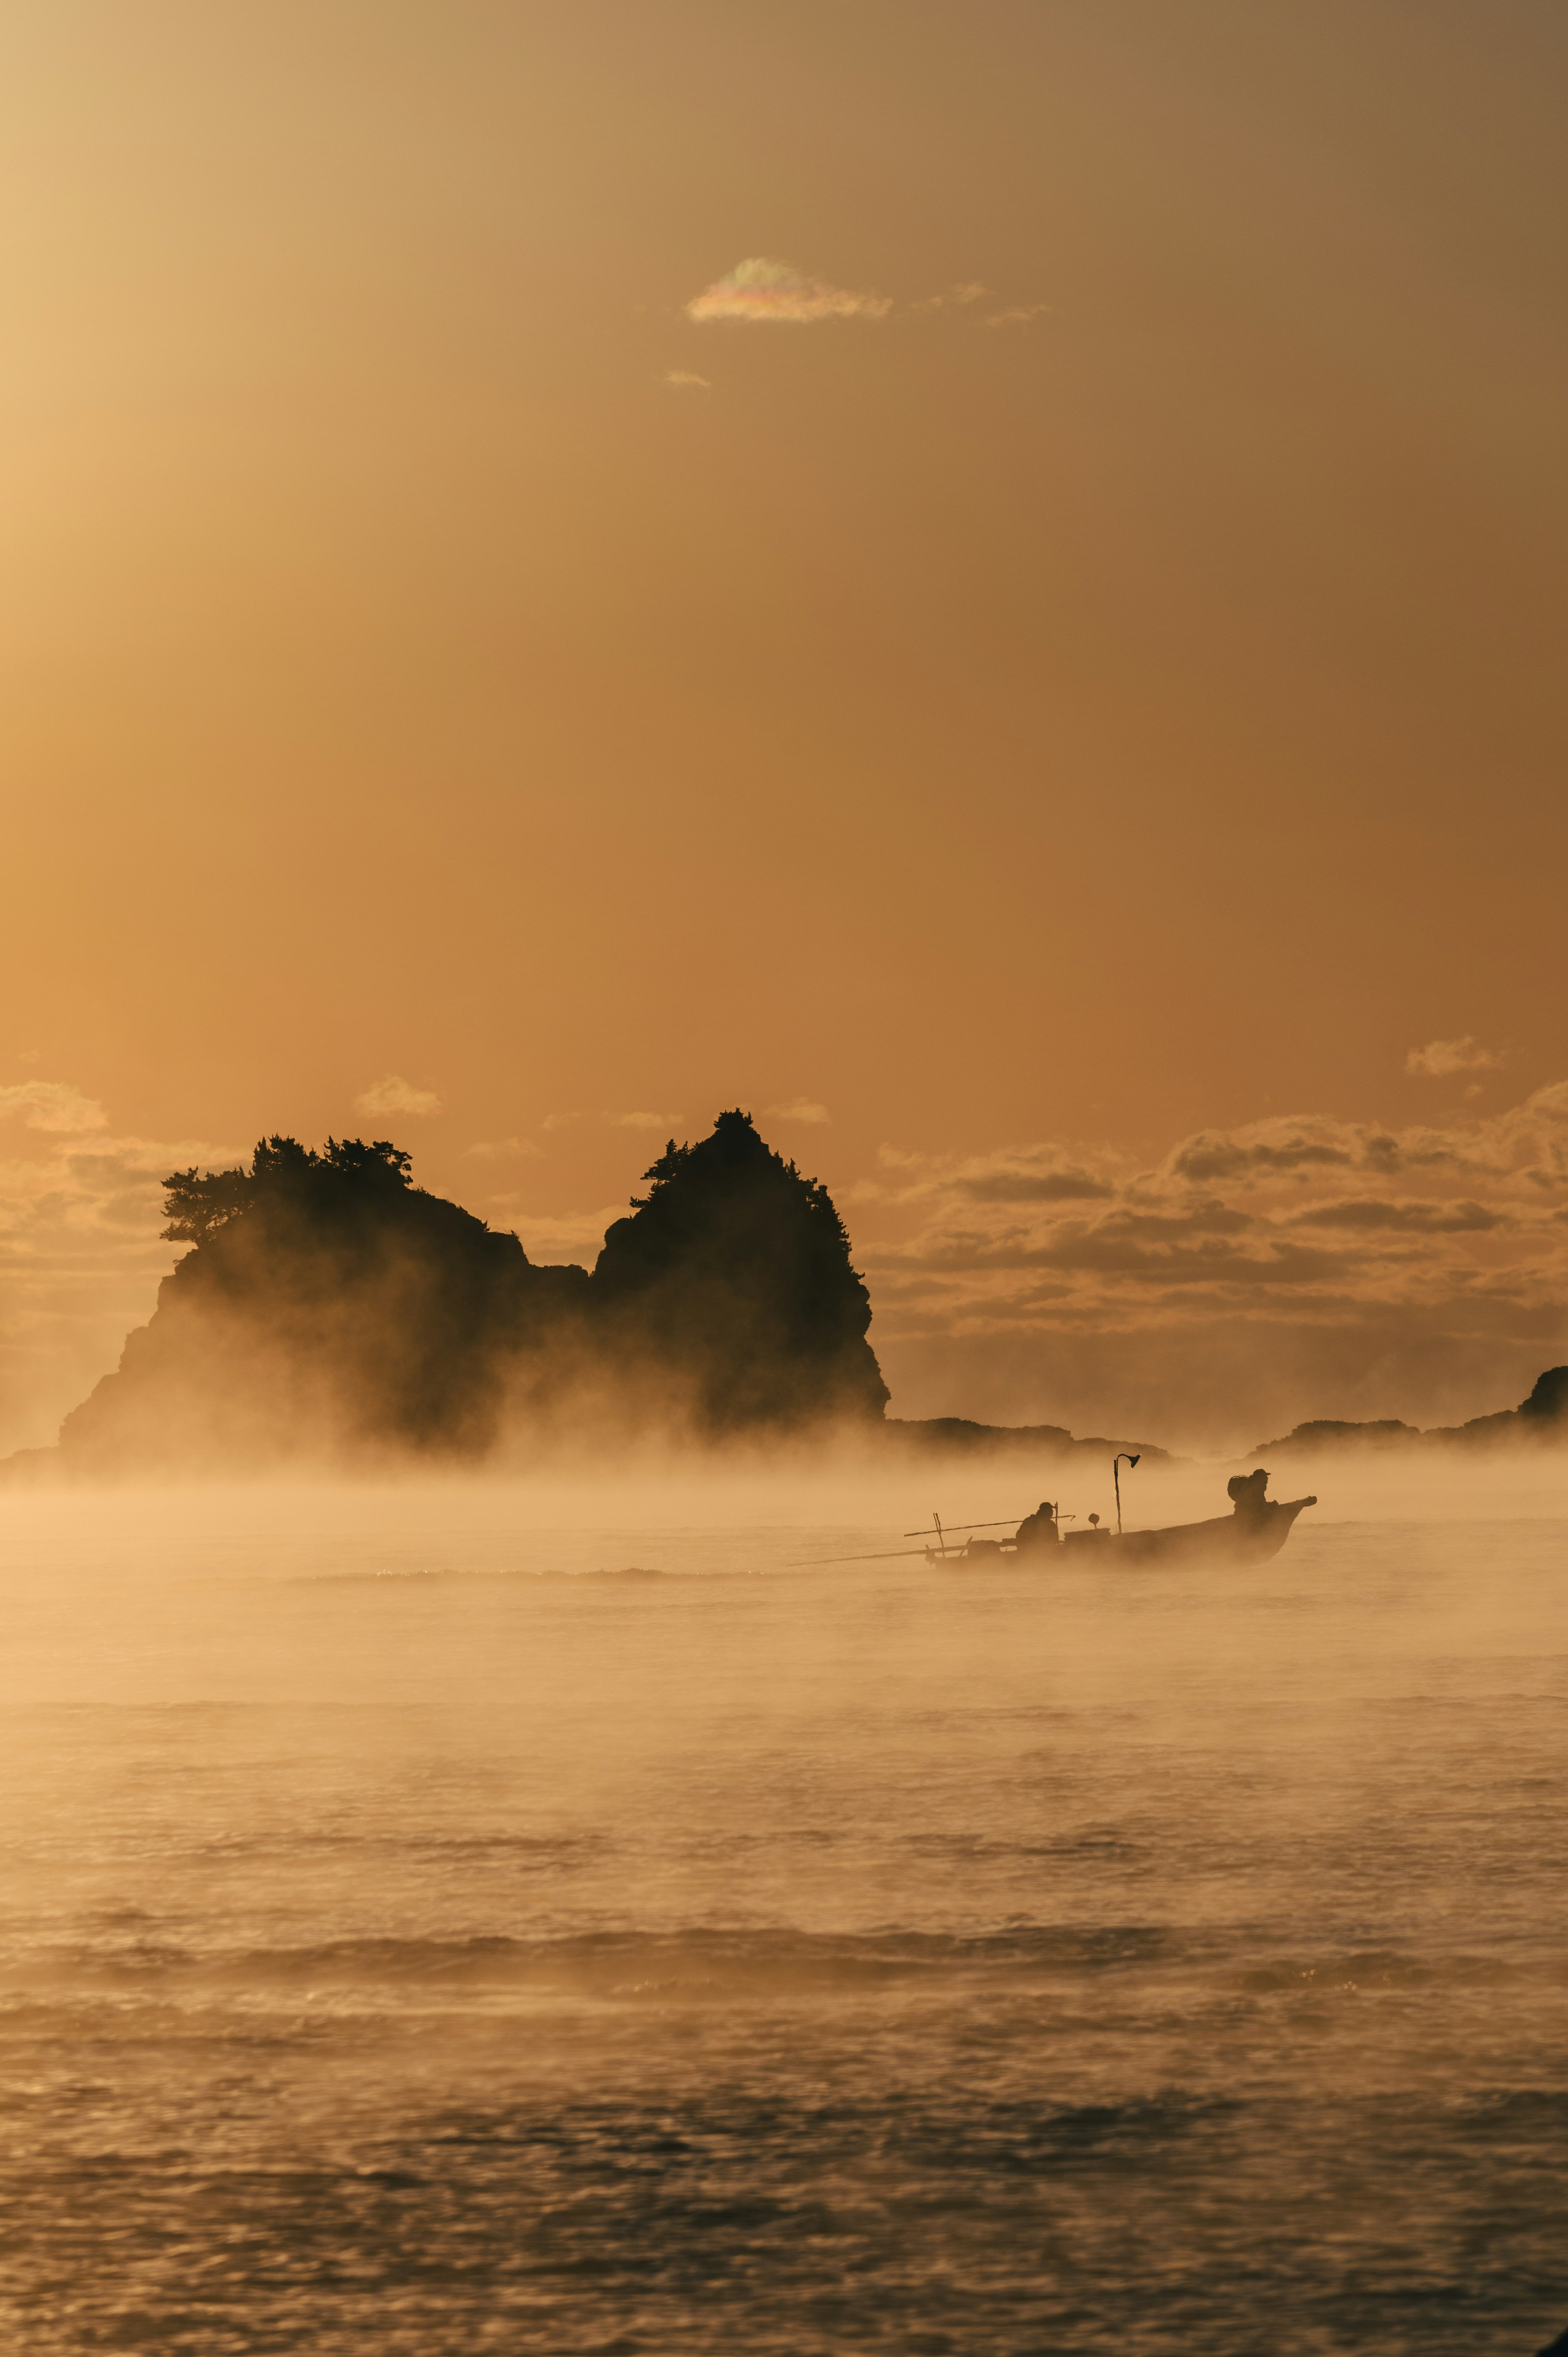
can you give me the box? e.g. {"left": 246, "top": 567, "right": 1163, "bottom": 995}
{"left": 0, "top": 1107, "right": 1562, "bottom": 1478}
{"left": 1250, "top": 1365, "right": 1568, "bottom": 1461}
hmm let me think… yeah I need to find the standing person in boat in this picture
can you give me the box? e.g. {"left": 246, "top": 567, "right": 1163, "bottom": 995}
{"left": 1013, "top": 1501, "right": 1060, "bottom": 1555}
{"left": 1226, "top": 1469, "right": 1272, "bottom": 1523}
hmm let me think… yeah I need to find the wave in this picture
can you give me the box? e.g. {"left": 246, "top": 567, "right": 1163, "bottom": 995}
{"left": 0, "top": 1923, "right": 1176, "bottom": 2008}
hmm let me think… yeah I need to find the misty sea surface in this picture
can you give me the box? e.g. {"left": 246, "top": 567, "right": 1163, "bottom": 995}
{"left": 2, "top": 1462, "right": 1566, "bottom": 2357}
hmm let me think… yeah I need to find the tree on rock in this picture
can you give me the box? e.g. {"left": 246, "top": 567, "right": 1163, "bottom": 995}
{"left": 61, "top": 1136, "right": 573, "bottom": 1468}
{"left": 591, "top": 1109, "right": 888, "bottom": 1432}
{"left": 54, "top": 1111, "right": 889, "bottom": 1469}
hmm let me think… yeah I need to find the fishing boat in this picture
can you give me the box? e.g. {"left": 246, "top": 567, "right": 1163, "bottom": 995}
{"left": 802, "top": 1465, "right": 1317, "bottom": 1575}
{"left": 925, "top": 1468, "right": 1316, "bottom": 1570}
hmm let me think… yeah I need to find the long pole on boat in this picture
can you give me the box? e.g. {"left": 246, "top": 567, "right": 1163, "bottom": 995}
{"left": 900, "top": 1516, "right": 1030, "bottom": 1537}
{"left": 1113, "top": 1452, "right": 1140, "bottom": 1535}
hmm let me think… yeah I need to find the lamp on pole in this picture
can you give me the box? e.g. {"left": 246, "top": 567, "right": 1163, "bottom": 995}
{"left": 1113, "top": 1452, "right": 1140, "bottom": 1536}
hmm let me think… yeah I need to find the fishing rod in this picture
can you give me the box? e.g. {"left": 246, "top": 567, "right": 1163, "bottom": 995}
{"left": 900, "top": 1515, "right": 1032, "bottom": 1537}
{"left": 797, "top": 1512, "right": 982, "bottom": 1567}
{"left": 794, "top": 1499, "right": 1087, "bottom": 1571}
{"left": 797, "top": 1513, "right": 1077, "bottom": 1569}
{"left": 788, "top": 1544, "right": 952, "bottom": 1567}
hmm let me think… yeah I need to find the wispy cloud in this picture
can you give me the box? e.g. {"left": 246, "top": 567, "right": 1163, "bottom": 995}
{"left": 0, "top": 1080, "right": 107, "bottom": 1134}
{"left": 686, "top": 258, "right": 891, "bottom": 324}
{"left": 542, "top": 1112, "right": 580, "bottom": 1133}
{"left": 606, "top": 1111, "right": 683, "bottom": 1132}
{"left": 352, "top": 1075, "right": 441, "bottom": 1118}
{"left": 682, "top": 264, "right": 1048, "bottom": 335}
{"left": 463, "top": 1138, "right": 541, "bottom": 1161}
{"left": 911, "top": 283, "right": 991, "bottom": 313}
{"left": 763, "top": 1098, "right": 830, "bottom": 1125}
{"left": 664, "top": 370, "right": 711, "bottom": 389}
{"left": 862, "top": 1139, "right": 1123, "bottom": 1208}
{"left": 1406, "top": 1036, "right": 1503, "bottom": 1078}
{"left": 959, "top": 1167, "right": 1116, "bottom": 1205}
{"left": 1285, "top": 1196, "right": 1506, "bottom": 1235}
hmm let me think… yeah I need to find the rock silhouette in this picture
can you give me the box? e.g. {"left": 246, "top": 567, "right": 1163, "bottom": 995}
{"left": 1519, "top": 1364, "right": 1568, "bottom": 1426}
{"left": 54, "top": 1112, "right": 885, "bottom": 1469}
{"left": 1251, "top": 1362, "right": 1568, "bottom": 1460}
{"left": 883, "top": 1415, "right": 1170, "bottom": 1468}
{"left": 592, "top": 1109, "right": 887, "bottom": 1431}
{"left": 33, "top": 1109, "right": 1567, "bottom": 1477}
{"left": 60, "top": 1136, "right": 581, "bottom": 1467}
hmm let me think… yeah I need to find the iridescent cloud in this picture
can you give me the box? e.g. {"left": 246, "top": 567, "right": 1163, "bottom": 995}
{"left": 686, "top": 258, "right": 891, "bottom": 324}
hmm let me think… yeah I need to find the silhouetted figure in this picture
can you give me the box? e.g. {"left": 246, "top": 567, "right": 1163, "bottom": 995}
{"left": 1227, "top": 1468, "right": 1272, "bottom": 1523}
{"left": 1014, "top": 1501, "right": 1060, "bottom": 1554}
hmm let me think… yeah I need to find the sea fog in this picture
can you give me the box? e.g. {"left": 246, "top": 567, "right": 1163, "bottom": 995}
{"left": 2, "top": 1456, "right": 1566, "bottom": 2354}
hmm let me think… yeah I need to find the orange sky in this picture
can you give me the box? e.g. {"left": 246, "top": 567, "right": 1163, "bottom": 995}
{"left": 3, "top": 0, "right": 1566, "bottom": 1452}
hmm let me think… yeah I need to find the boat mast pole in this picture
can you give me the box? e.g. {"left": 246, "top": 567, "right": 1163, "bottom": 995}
{"left": 1113, "top": 1452, "right": 1140, "bottom": 1535}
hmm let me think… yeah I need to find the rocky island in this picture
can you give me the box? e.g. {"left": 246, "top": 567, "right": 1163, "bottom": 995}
{"left": 48, "top": 1111, "right": 890, "bottom": 1470}
{"left": 6, "top": 1105, "right": 1561, "bottom": 1479}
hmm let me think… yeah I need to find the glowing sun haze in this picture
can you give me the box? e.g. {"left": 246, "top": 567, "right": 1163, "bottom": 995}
{"left": 2, "top": 0, "right": 1565, "bottom": 1452}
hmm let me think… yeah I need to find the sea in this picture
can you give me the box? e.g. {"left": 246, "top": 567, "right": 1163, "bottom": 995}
{"left": 1, "top": 1455, "right": 1565, "bottom": 2356}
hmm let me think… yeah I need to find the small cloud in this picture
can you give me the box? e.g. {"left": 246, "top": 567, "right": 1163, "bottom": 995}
{"left": 16, "top": 1047, "right": 42, "bottom": 1065}
{"left": 985, "top": 303, "right": 1052, "bottom": 328}
{"left": 911, "top": 282, "right": 989, "bottom": 314}
{"left": 764, "top": 1098, "right": 830, "bottom": 1125}
{"left": 0, "top": 1080, "right": 108, "bottom": 1134}
{"left": 353, "top": 1074, "right": 441, "bottom": 1117}
{"left": 1406, "top": 1037, "right": 1503, "bottom": 1078}
{"left": 664, "top": 370, "right": 711, "bottom": 389}
{"left": 463, "top": 1138, "right": 542, "bottom": 1161}
{"left": 686, "top": 257, "right": 891, "bottom": 324}
{"left": 542, "top": 1112, "right": 581, "bottom": 1132}
{"left": 607, "top": 1111, "right": 684, "bottom": 1131}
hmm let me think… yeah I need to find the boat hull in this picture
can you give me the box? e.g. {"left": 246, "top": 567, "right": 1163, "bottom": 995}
{"left": 929, "top": 1497, "right": 1316, "bottom": 1570}
{"left": 1085, "top": 1497, "right": 1315, "bottom": 1566}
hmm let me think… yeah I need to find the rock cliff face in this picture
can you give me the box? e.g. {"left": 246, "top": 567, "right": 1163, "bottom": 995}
{"left": 1517, "top": 1365, "right": 1568, "bottom": 1428}
{"left": 55, "top": 1114, "right": 886, "bottom": 1470}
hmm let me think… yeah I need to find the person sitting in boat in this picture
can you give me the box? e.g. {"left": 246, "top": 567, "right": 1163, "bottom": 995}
{"left": 1226, "top": 1469, "right": 1272, "bottom": 1523}
{"left": 1014, "top": 1501, "right": 1060, "bottom": 1554}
